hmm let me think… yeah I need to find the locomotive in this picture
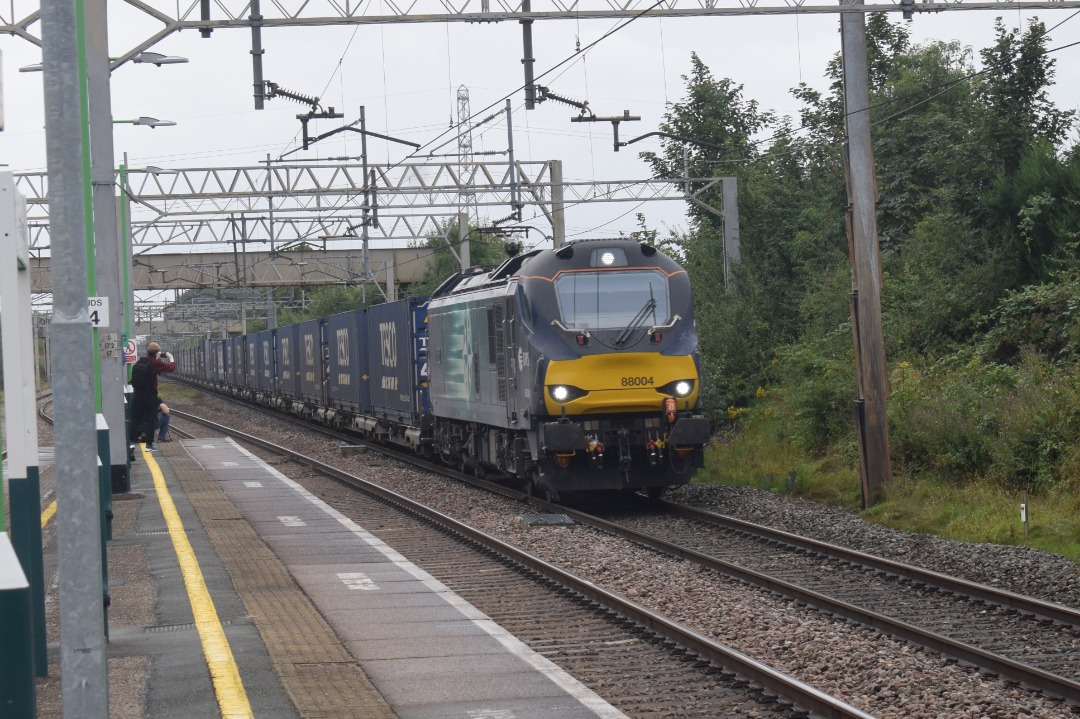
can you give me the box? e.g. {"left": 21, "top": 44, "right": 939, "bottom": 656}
{"left": 176, "top": 238, "right": 711, "bottom": 499}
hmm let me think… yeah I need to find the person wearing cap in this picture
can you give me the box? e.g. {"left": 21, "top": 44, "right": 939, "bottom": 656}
{"left": 130, "top": 342, "right": 176, "bottom": 451}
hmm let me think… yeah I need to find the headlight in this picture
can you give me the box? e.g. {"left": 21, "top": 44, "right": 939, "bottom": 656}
{"left": 548, "top": 385, "right": 588, "bottom": 403}
{"left": 657, "top": 379, "right": 695, "bottom": 397}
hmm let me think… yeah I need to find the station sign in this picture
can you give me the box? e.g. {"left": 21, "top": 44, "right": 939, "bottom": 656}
{"left": 88, "top": 296, "right": 110, "bottom": 327}
{"left": 99, "top": 332, "right": 120, "bottom": 358}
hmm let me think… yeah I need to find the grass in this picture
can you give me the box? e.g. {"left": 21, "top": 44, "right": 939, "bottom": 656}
{"left": 160, "top": 383, "right": 202, "bottom": 403}
{"left": 696, "top": 409, "right": 1080, "bottom": 564}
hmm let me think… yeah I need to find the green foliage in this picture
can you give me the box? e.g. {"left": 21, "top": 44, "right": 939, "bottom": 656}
{"left": 889, "top": 351, "right": 1080, "bottom": 491}
{"left": 665, "top": 13, "right": 1080, "bottom": 563}
{"left": 275, "top": 285, "right": 376, "bottom": 327}
{"left": 882, "top": 211, "right": 1008, "bottom": 355}
{"left": 700, "top": 391, "right": 1080, "bottom": 561}
{"left": 699, "top": 407, "right": 863, "bottom": 507}
{"left": 407, "top": 219, "right": 515, "bottom": 297}
{"left": 976, "top": 18, "right": 1076, "bottom": 175}
{"left": 773, "top": 335, "right": 857, "bottom": 456}
{"left": 985, "top": 142, "right": 1080, "bottom": 286}
{"left": 979, "top": 271, "right": 1080, "bottom": 365}
{"left": 640, "top": 52, "right": 775, "bottom": 233}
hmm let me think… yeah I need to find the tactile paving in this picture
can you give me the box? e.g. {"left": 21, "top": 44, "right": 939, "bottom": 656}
{"left": 166, "top": 443, "right": 396, "bottom": 719}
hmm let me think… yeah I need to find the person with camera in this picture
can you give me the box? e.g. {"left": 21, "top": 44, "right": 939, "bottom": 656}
{"left": 129, "top": 341, "right": 176, "bottom": 452}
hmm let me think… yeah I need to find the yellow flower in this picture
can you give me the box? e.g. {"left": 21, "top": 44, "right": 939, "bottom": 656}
{"left": 755, "top": 387, "right": 766, "bottom": 398}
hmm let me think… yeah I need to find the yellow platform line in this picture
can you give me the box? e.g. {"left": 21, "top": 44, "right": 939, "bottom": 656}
{"left": 40, "top": 499, "right": 57, "bottom": 529}
{"left": 141, "top": 444, "right": 254, "bottom": 719}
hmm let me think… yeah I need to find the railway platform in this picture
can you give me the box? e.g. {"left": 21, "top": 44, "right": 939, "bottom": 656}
{"left": 32, "top": 436, "right": 629, "bottom": 719}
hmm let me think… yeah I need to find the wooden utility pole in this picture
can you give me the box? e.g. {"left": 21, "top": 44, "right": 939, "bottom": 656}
{"left": 840, "top": 0, "right": 893, "bottom": 507}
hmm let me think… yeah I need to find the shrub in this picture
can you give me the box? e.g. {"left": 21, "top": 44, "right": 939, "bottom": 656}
{"left": 889, "top": 349, "right": 1080, "bottom": 491}
{"left": 980, "top": 271, "right": 1080, "bottom": 365}
{"left": 774, "top": 337, "right": 856, "bottom": 455}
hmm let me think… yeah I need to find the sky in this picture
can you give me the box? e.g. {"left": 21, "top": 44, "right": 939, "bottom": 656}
{"left": 2, "top": 2, "right": 1079, "bottom": 255}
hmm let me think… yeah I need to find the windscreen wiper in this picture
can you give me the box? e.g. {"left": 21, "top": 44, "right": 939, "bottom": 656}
{"left": 615, "top": 295, "right": 657, "bottom": 346}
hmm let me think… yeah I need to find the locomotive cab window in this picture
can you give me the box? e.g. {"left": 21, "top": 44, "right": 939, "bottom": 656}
{"left": 554, "top": 270, "right": 671, "bottom": 329}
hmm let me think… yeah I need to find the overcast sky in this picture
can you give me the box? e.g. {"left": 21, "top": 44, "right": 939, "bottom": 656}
{"left": 2, "top": 3, "right": 1078, "bottom": 249}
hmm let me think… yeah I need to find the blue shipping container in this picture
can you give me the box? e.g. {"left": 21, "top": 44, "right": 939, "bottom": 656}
{"left": 325, "top": 309, "right": 366, "bottom": 413}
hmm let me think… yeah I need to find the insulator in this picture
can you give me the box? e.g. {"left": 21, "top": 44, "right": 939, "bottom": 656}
{"left": 263, "top": 81, "right": 319, "bottom": 108}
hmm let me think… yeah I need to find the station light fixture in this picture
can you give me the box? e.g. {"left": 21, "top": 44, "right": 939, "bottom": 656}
{"left": 115, "top": 117, "right": 177, "bottom": 129}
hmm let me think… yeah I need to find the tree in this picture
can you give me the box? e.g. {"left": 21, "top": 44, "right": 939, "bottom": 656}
{"left": 976, "top": 18, "right": 1075, "bottom": 176}
{"left": 407, "top": 219, "right": 517, "bottom": 297}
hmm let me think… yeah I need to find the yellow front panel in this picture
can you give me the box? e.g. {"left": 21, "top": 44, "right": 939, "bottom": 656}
{"left": 544, "top": 353, "right": 699, "bottom": 415}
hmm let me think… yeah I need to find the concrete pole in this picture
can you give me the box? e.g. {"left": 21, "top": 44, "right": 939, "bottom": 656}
{"left": 41, "top": 0, "right": 109, "bottom": 714}
{"left": 721, "top": 176, "right": 741, "bottom": 292}
{"left": 550, "top": 160, "right": 565, "bottom": 247}
{"left": 85, "top": 0, "right": 128, "bottom": 495}
{"left": 458, "top": 211, "right": 470, "bottom": 270}
{"left": 840, "top": 0, "right": 893, "bottom": 507}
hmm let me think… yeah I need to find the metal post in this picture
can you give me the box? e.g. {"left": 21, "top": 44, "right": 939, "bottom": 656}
{"left": 360, "top": 106, "right": 372, "bottom": 285}
{"left": 85, "top": 0, "right": 128, "bottom": 495}
{"left": 42, "top": 0, "right": 110, "bottom": 714}
{"left": 250, "top": 0, "right": 264, "bottom": 109}
{"left": 506, "top": 99, "right": 520, "bottom": 217}
{"left": 840, "top": 0, "right": 893, "bottom": 507}
{"left": 520, "top": 0, "right": 536, "bottom": 109}
{"left": 265, "top": 154, "right": 276, "bottom": 329}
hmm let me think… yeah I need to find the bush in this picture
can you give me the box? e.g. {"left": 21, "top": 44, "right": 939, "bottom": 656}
{"left": 774, "top": 337, "right": 856, "bottom": 455}
{"left": 889, "top": 350, "right": 1080, "bottom": 491}
{"left": 980, "top": 271, "right": 1080, "bottom": 365}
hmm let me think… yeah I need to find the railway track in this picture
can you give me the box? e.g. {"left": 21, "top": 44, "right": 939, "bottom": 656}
{"left": 172, "top": 407, "right": 874, "bottom": 719}
{"left": 170, "top": 386, "right": 1080, "bottom": 712}
{"left": 555, "top": 495, "right": 1080, "bottom": 704}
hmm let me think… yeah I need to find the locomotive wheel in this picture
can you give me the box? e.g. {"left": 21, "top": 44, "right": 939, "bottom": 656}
{"left": 525, "top": 475, "right": 540, "bottom": 499}
{"left": 525, "top": 474, "right": 557, "bottom": 503}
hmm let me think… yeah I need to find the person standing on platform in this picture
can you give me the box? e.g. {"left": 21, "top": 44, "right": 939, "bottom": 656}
{"left": 129, "top": 342, "right": 176, "bottom": 452}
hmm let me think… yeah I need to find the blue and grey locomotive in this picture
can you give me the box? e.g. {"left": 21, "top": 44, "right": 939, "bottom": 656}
{"left": 427, "top": 238, "right": 710, "bottom": 498}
